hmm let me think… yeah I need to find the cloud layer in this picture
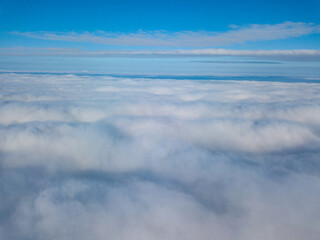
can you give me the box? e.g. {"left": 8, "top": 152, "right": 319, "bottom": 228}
{"left": 4, "top": 22, "right": 320, "bottom": 61}
{"left": 1, "top": 73, "right": 320, "bottom": 239}
{"left": 11, "top": 22, "right": 320, "bottom": 47}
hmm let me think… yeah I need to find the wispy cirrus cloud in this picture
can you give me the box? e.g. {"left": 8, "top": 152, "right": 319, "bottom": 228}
{"left": 11, "top": 22, "right": 320, "bottom": 47}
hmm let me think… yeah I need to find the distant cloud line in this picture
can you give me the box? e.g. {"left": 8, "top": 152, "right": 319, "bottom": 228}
{"left": 1, "top": 47, "right": 320, "bottom": 61}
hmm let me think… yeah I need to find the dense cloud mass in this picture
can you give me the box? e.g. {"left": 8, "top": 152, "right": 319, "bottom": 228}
{"left": 1, "top": 73, "right": 320, "bottom": 240}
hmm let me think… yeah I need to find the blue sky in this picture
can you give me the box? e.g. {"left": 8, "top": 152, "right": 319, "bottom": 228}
{"left": 1, "top": 0, "right": 320, "bottom": 32}
{"left": 0, "top": 0, "right": 320, "bottom": 72}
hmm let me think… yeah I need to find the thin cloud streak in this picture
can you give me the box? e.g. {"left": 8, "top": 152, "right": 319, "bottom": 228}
{"left": 11, "top": 22, "right": 320, "bottom": 47}
{"left": 1, "top": 47, "right": 320, "bottom": 61}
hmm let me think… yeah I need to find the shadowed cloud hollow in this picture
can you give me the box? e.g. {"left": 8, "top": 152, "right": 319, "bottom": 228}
{"left": 1, "top": 73, "right": 320, "bottom": 240}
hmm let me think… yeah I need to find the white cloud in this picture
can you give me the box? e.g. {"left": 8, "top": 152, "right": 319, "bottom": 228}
{"left": 11, "top": 22, "right": 320, "bottom": 47}
{"left": 1, "top": 73, "right": 320, "bottom": 239}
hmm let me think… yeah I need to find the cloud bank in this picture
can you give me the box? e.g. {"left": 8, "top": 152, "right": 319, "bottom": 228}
{"left": 1, "top": 73, "right": 320, "bottom": 239}
{"left": 11, "top": 22, "right": 320, "bottom": 47}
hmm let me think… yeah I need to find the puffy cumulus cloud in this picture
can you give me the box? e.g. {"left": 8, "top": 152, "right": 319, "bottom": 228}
{"left": 1, "top": 73, "right": 320, "bottom": 239}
